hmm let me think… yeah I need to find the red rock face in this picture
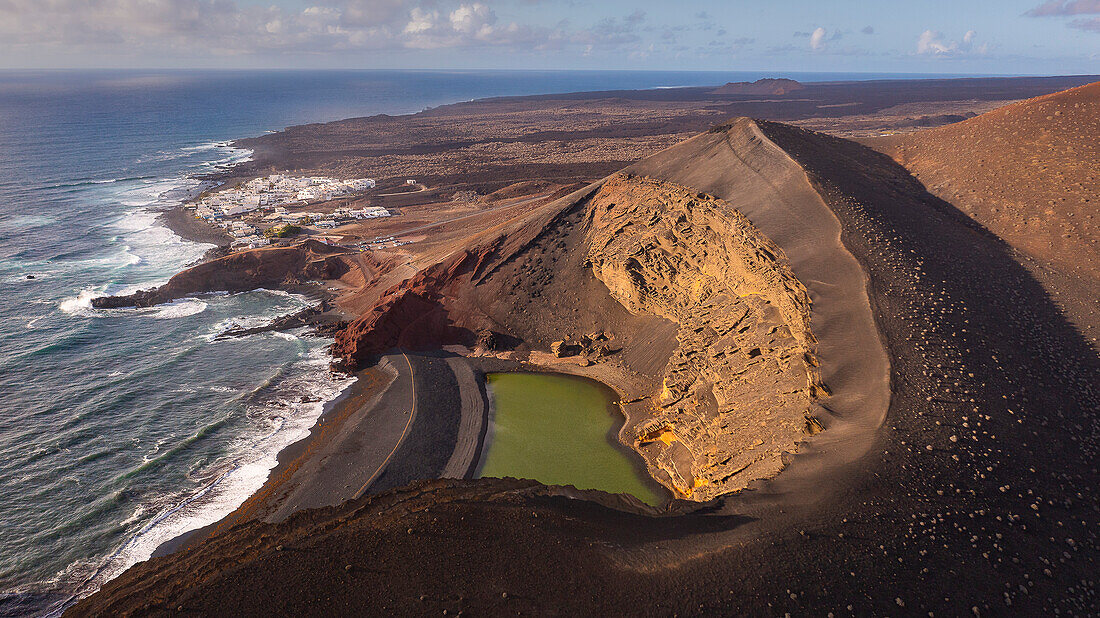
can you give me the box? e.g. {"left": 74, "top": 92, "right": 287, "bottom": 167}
{"left": 331, "top": 290, "right": 470, "bottom": 370}
{"left": 329, "top": 248, "right": 493, "bottom": 370}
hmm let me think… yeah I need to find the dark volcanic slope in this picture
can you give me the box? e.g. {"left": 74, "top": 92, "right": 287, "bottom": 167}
{"left": 870, "top": 81, "right": 1100, "bottom": 278}
{"left": 868, "top": 82, "right": 1100, "bottom": 346}
{"left": 72, "top": 120, "right": 1099, "bottom": 616}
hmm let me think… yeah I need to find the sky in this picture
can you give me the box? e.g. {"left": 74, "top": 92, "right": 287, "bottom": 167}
{"left": 0, "top": 0, "right": 1098, "bottom": 74}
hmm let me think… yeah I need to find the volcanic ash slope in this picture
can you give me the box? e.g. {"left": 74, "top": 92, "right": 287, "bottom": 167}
{"left": 869, "top": 81, "right": 1100, "bottom": 288}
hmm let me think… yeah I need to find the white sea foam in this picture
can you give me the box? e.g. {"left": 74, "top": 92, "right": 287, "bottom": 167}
{"left": 114, "top": 179, "right": 192, "bottom": 208}
{"left": 32, "top": 140, "right": 271, "bottom": 613}
{"left": 59, "top": 292, "right": 209, "bottom": 321}
{"left": 195, "top": 146, "right": 253, "bottom": 171}
{"left": 254, "top": 288, "right": 310, "bottom": 303}
{"left": 58, "top": 289, "right": 102, "bottom": 317}
{"left": 3, "top": 270, "right": 56, "bottom": 284}
{"left": 86, "top": 245, "right": 142, "bottom": 268}
{"left": 181, "top": 140, "right": 229, "bottom": 153}
{"left": 67, "top": 343, "right": 356, "bottom": 605}
{"left": 119, "top": 505, "right": 147, "bottom": 527}
{"left": 3, "top": 214, "right": 57, "bottom": 232}
{"left": 106, "top": 208, "right": 210, "bottom": 285}
{"left": 204, "top": 315, "right": 270, "bottom": 340}
{"left": 202, "top": 291, "right": 312, "bottom": 341}
{"left": 144, "top": 298, "right": 208, "bottom": 319}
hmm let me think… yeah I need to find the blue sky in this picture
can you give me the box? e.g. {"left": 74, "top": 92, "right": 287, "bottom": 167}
{"left": 1, "top": 0, "right": 1098, "bottom": 74}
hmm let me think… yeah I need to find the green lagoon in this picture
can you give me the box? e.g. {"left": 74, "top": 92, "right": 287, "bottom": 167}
{"left": 479, "top": 372, "right": 664, "bottom": 505}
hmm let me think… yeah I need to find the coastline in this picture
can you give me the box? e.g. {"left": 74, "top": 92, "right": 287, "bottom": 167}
{"left": 147, "top": 350, "right": 674, "bottom": 561}
{"left": 150, "top": 349, "right": 471, "bottom": 559}
{"left": 150, "top": 364, "right": 368, "bottom": 557}
{"left": 50, "top": 177, "right": 354, "bottom": 607}
{"left": 158, "top": 204, "right": 230, "bottom": 248}
{"left": 57, "top": 75, "right": 1100, "bottom": 617}
{"left": 82, "top": 110, "right": 884, "bottom": 579}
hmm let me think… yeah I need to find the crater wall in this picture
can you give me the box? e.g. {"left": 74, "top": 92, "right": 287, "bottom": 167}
{"left": 584, "top": 175, "right": 823, "bottom": 499}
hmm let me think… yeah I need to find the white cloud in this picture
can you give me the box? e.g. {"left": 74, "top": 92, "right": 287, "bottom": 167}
{"left": 918, "top": 30, "right": 953, "bottom": 54}
{"left": 810, "top": 27, "right": 827, "bottom": 51}
{"left": 1026, "top": 0, "right": 1100, "bottom": 33}
{"left": 917, "top": 29, "right": 985, "bottom": 56}
{"left": 0, "top": 0, "right": 583, "bottom": 55}
{"left": 449, "top": 3, "right": 496, "bottom": 35}
{"left": 399, "top": 3, "right": 545, "bottom": 49}
{"left": 1025, "top": 0, "right": 1100, "bottom": 16}
{"left": 403, "top": 8, "right": 438, "bottom": 35}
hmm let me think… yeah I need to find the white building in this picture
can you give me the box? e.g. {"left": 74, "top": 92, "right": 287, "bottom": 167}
{"left": 349, "top": 207, "right": 391, "bottom": 219}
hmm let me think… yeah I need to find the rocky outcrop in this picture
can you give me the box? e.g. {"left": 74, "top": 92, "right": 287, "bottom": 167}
{"left": 214, "top": 301, "right": 344, "bottom": 340}
{"left": 324, "top": 159, "right": 829, "bottom": 500}
{"left": 92, "top": 240, "right": 352, "bottom": 308}
{"left": 584, "top": 175, "right": 822, "bottom": 499}
{"left": 331, "top": 290, "right": 469, "bottom": 371}
{"left": 329, "top": 248, "right": 497, "bottom": 370}
{"left": 326, "top": 172, "right": 824, "bottom": 499}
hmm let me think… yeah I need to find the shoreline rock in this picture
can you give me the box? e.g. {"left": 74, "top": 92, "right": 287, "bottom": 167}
{"left": 91, "top": 240, "right": 354, "bottom": 309}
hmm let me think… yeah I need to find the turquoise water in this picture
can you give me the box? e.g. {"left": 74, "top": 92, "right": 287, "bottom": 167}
{"left": 480, "top": 373, "right": 663, "bottom": 505}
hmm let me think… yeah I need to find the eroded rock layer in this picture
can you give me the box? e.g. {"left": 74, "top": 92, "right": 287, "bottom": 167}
{"left": 584, "top": 175, "right": 822, "bottom": 499}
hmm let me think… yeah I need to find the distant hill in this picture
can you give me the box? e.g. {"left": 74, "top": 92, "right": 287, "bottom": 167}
{"left": 869, "top": 81, "right": 1100, "bottom": 282}
{"left": 710, "top": 78, "right": 805, "bottom": 96}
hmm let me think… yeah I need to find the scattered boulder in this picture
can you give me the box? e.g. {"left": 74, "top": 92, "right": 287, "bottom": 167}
{"left": 476, "top": 329, "right": 500, "bottom": 351}
{"left": 550, "top": 340, "right": 570, "bottom": 357}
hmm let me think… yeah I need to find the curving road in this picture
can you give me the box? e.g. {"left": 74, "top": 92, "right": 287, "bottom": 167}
{"left": 354, "top": 351, "right": 417, "bottom": 498}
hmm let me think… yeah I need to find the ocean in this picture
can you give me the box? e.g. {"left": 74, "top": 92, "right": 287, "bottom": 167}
{"left": 0, "top": 68, "right": 980, "bottom": 616}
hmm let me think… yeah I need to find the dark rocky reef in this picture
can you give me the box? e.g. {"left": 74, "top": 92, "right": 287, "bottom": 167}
{"left": 214, "top": 301, "right": 347, "bottom": 340}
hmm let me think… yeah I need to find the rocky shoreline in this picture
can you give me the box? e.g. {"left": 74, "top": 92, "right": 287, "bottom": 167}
{"left": 67, "top": 78, "right": 1100, "bottom": 616}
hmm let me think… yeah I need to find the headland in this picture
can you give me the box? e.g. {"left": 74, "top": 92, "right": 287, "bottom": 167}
{"left": 71, "top": 75, "right": 1100, "bottom": 616}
